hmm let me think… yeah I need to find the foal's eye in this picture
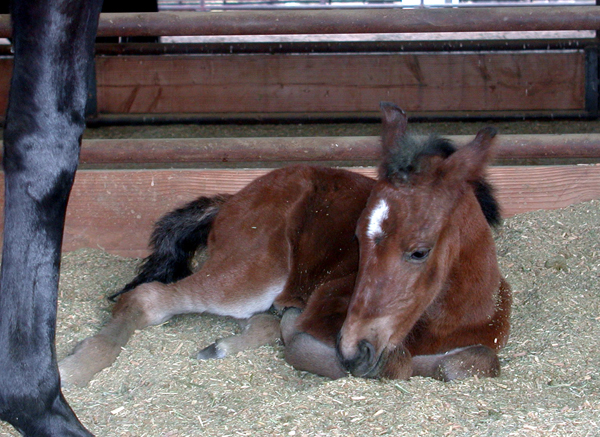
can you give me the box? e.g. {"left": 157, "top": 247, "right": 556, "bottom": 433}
{"left": 405, "top": 248, "right": 431, "bottom": 263}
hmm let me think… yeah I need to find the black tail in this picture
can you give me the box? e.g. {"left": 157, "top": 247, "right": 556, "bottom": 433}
{"left": 108, "top": 194, "right": 231, "bottom": 301}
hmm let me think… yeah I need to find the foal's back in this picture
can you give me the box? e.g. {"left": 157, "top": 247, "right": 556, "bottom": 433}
{"left": 210, "top": 164, "right": 375, "bottom": 310}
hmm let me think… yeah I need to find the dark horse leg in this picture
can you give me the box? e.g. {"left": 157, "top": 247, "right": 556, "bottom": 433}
{"left": 0, "top": 0, "right": 101, "bottom": 435}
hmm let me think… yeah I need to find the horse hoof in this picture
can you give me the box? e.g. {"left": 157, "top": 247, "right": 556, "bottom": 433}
{"left": 197, "top": 342, "right": 227, "bottom": 360}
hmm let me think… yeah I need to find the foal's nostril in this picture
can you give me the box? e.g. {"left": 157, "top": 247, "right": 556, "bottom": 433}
{"left": 357, "top": 339, "right": 375, "bottom": 363}
{"left": 337, "top": 339, "right": 378, "bottom": 377}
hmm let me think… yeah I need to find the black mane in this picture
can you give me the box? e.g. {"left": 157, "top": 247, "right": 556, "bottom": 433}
{"left": 380, "top": 134, "right": 501, "bottom": 227}
{"left": 380, "top": 134, "right": 455, "bottom": 182}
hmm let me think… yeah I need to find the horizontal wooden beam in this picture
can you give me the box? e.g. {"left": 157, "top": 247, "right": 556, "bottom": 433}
{"left": 71, "top": 134, "right": 600, "bottom": 165}
{"left": 3, "top": 134, "right": 598, "bottom": 166}
{"left": 1, "top": 165, "right": 598, "bottom": 258}
{"left": 2, "top": 7, "right": 599, "bottom": 38}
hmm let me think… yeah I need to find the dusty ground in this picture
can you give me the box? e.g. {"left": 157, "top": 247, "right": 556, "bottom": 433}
{"left": 1, "top": 197, "right": 599, "bottom": 436}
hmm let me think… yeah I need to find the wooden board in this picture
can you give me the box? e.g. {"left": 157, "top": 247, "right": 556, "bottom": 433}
{"left": 0, "top": 51, "right": 588, "bottom": 118}
{"left": 3, "top": 134, "right": 600, "bottom": 166}
{"left": 95, "top": 51, "right": 586, "bottom": 115}
{"left": 0, "top": 165, "right": 598, "bottom": 258}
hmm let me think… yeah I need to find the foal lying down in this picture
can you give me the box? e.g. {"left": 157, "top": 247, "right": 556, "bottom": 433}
{"left": 60, "top": 103, "right": 511, "bottom": 386}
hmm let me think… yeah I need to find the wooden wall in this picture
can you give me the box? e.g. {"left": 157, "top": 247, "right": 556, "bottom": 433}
{"left": 95, "top": 51, "right": 587, "bottom": 116}
{"left": 0, "top": 49, "right": 590, "bottom": 118}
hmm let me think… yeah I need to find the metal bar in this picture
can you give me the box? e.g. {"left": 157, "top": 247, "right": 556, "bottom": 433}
{"left": 1, "top": 7, "right": 600, "bottom": 38}
{"left": 8, "top": 134, "right": 592, "bottom": 165}
{"left": 80, "top": 38, "right": 595, "bottom": 55}
{"left": 585, "top": 47, "right": 599, "bottom": 116}
{"left": 96, "top": 7, "right": 600, "bottom": 37}
{"left": 77, "top": 110, "right": 596, "bottom": 125}
{"left": 160, "top": 2, "right": 597, "bottom": 11}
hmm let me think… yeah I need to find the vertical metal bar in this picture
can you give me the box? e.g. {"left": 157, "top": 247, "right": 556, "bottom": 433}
{"left": 585, "top": 46, "right": 599, "bottom": 118}
{"left": 597, "top": 0, "right": 600, "bottom": 40}
{"left": 595, "top": 0, "right": 600, "bottom": 118}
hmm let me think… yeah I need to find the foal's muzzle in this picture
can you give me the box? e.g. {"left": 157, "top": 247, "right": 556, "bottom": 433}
{"left": 336, "top": 338, "right": 380, "bottom": 378}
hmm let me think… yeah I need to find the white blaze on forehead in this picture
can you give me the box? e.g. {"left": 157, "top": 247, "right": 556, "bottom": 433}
{"left": 367, "top": 198, "right": 389, "bottom": 239}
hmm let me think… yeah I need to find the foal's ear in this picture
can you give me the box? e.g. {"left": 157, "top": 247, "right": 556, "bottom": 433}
{"left": 442, "top": 127, "right": 498, "bottom": 182}
{"left": 380, "top": 102, "right": 408, "bottom": 154}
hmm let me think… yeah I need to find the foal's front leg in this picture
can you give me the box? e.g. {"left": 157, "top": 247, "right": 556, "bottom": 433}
{"left": 278, "top": 274, "right": 360, "bottom": 379}
{"left": 411, "top": 345, "right": 501, "bottom": 381}
{"left": 280, "top": 308, "right": 347, "bottom": 379}
{"left": 375, "top": 343, "right": 500, "bottom": 381}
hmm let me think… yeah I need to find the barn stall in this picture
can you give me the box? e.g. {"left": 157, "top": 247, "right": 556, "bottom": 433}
{"left": 0, "top": 3, "right": 599, "bottom": 436}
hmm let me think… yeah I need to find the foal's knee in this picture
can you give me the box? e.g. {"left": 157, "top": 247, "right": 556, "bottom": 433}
{"left": 113, "top": 282, "right": 174, "bottom": 327}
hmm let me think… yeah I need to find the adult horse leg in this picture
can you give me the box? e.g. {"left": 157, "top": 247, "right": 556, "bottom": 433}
{"left": 0, "top": 0, "right": 102, "bottom": 435}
